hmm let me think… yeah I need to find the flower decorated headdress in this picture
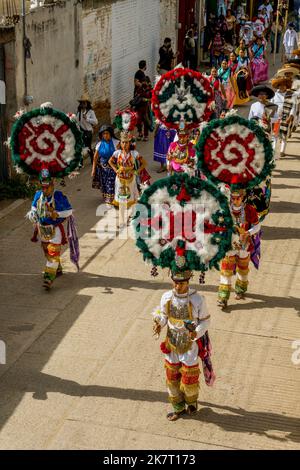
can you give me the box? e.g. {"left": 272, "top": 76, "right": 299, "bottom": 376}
{"left": 10, "top": 103, "right": 83, "bottom": 179}
{"left": 132, "top": 173, "right": 234, "bottom": 281}
{"left": 152, "top": 68, "right": 214, "bottom": 133}
{"left": 196, "top": 115, "right": 274, "bottom": 190}
{"left": 113, "top": 109, "right": 138, "bottom": 142}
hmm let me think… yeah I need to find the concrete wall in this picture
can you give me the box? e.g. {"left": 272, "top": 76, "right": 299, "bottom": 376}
{"left": 160, "top": 0, "right": 178, "bottom": 50}
{"left": 14, "top": 0, "right": 83, "bottom": 114}
{"left": 82, "top": 0, "right": 112, "bottom": 124}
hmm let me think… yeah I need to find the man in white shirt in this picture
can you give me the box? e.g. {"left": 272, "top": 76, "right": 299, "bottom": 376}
{"left": 258, "top": 0, "right": 273, "bottom": 21}
{"left": 283, "top": 23, "right": 299, "bottom": 60}
{"left": 248, "top": 87, "right": 272, "bottom": 120}
{"left": 76, "top": 94, "right": 98, "bottom": 164}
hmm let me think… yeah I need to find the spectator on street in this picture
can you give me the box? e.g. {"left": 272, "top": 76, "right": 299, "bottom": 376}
{"left": 283, "top": 23, "right": 298, "bottom": 60}
{"left": 225, "top": 9, "right": 236, "bottom": 45}
{"left": 258, "top": 0, "right": 273, "bottom": 22}
{"left": 157, "top": 38, "right": 177, "bottom": 75}
{"left": 134, "top": 60, "right": 147, "bottom": 96}
{"left": 183, "top": 29, "right": 196, "bottom": 69}
{"left": 135, "top": 76, "right": 152, "bottom": 141}
{"left": 77, "top": 94, "right": 98, "bottom": 165}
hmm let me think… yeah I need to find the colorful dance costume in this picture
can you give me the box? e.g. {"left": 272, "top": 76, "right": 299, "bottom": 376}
{"left": 218, "top": 199, "right": 260, "bottom": 303}
{"left": 153, "top": 283, "right": 214, "bottom": 414}
{"left": 10, "top": 103, "right": 82, "bottom": 290}
{"left": 167, "top": 140, "right": 196, "bottom": 176}
{"left": 30, "top": 188, "right": 73, "bottom": 284}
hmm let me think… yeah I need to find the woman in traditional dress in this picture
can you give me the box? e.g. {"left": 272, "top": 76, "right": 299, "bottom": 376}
{"left": 218, "top": 59, "right": 235, "bottom": 109}
{"left": 91, "top": 125, "right": 119, "bottom": 205}
{"left": 231, "top": 49, "right": 252, "bottom": 106}
{"left": 250, "top": 36, "right": 269, "bottom": 85}
{"left": 209, "top": 66, "right": 225, "bottom": 118}
{"left": 153, "top": 123, "right": 177, "bottom": 173}
{"left": 109, "top": 132, "right": 146, "bottom": 209}
{"left": 235, "top": 39, "right": 249, "bottom": 58}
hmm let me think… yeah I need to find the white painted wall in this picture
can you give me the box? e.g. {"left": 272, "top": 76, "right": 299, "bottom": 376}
{"left": 110, "top": 0, "right": 160, "bottom": 117}
{"left": 15, "top": 1, "right": 83, "bottom": 113}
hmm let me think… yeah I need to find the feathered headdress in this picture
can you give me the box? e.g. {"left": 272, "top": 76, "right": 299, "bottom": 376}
{"left": 10, "top": 102, "right": 83, "bottom": 179}
{"left": 196, "top": 115, "right": 274, "bottom": 190}
{"left": 113, "top": 109, "right": 137, "bottom": 139}
{"left": 152, "top": 68, "right": 214, "bottom": 132}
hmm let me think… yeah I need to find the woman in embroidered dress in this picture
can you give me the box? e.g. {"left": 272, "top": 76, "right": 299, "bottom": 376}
{"left": 166, "top": 129, "right": 196, "bottom": 176}
{"left": 109, "top": 132, "right": 146, "bottom": 209}
{"left": 231, "top": 49, "right": 252, "bottom": 105}
{"left": 218, "top": 59, "right": 235, "bottom": 109}
{"left": 91, "top": 125, "right": 119, "bottom": 205}
{"left": 209, "top": 66, "right": 225, "bottom": 118}
{"left": 250, "top": 36, "right": 269, "bottom": 85}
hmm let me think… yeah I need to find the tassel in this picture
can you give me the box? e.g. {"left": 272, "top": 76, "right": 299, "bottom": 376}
{"left": 151, "top": 266, "right": 159, "bottom": 277}
{"left": 199, "top": 272, "right": 205, "bottom": 284}
{"left": 31, "top": 226, "right": 39, "bottom": 243}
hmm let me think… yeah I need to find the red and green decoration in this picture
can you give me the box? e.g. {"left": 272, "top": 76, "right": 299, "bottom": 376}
{"left": 196, "top": 115, "right": 274, "bottom": 189}
{"left": 10, "top": 106, "right": 83, "bottom": 178}
{"left": 152, "top": 68, "right": 214, "bottom": 131}
{"left": 133, "top": 173, "right": 234, "bottom": 273}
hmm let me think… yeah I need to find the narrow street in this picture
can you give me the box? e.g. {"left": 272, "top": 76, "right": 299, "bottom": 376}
{"left": 0, "top": 96, "right": 299, "bottom": 449}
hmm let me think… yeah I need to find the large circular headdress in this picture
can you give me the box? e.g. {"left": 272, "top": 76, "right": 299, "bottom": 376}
{"left": 152, "top": 68, "right": 214, "bottom": 131}
{"left": 133, "top": 173, "right": 234, "bottom": 273}
{"left": 196, "top": 116, "right": 274, "bottom": 189}
{"left": 10, "top": 104, "right": 83, "bottom": 177}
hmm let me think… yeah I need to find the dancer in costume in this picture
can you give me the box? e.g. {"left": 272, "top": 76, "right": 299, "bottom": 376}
{"left": 10, "top": 103, "right": 82, "bottom": 290}
{"left": 91, "top": 125, "right": 119, "bottom": 205}
{"left": 153, "top": 123, "right": 176, "bottom": 173}
{"left": 152, "top": 269, "right": 212, "bottom": 420}
{"left": 166, "top": 127, "right": 196, "bottom": 176}
{"left": 109, "top": 131, "right": 146, "bottom": 209}
{"left": 208, "top": 66, "right": 225, "bottom": 118}
{"left": 250, "top": 36, "right": 269, "bottom": 85}
{"left": 196, "top": 115, "right": 274, "bottom": 309}
{"left": 217, "top": 187, "right": 260, "bottom": 307}
{"left": 151, "top": 66, "right": 214, "bottom": 177}
{"left": 28, "top": 170, "right": 74, "bottom": 290}
{"left": 218, "top": 59, "right": 235, "bottom": 109}
{"left": 231, "top": 50, "right": 251, "bottom": 106}
{"left": 133, "top": 174, "right": 234, "bottom": 419}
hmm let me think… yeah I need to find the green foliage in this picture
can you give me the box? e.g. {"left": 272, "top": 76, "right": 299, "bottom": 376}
{"left": 0, "top": 176, "right": 38, "bottom": 200}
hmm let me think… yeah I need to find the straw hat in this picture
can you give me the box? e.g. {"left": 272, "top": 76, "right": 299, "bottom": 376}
{"left": 276, "top": 66, "right": 299, "bottom": 77}
{"left": 78, "top": 93, "right": 91, "bottom": 103}
{"left": 251, "top": 85, "right": 275, "bottom": 99}
{"left": 271, "top": 77, "right": 291, "bottom": 89}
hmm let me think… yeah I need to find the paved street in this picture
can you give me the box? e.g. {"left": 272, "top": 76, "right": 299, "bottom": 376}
{"left": 0, "top": 93, "right": 300, "bottom": 449}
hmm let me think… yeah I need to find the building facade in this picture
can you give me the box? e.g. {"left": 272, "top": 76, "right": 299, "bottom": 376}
{"left": 0, "top": 0, "right": 204, "bottom": 180}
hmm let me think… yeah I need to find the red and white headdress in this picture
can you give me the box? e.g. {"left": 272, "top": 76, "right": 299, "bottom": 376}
{"left": 152, "top": 67, "right": 214, "bottom": 132}
{"left": 10, "top": 103, "right": 83, "bottom": 178}
{"left": 197, "top": 115, "right": 274, "bottom": 190}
